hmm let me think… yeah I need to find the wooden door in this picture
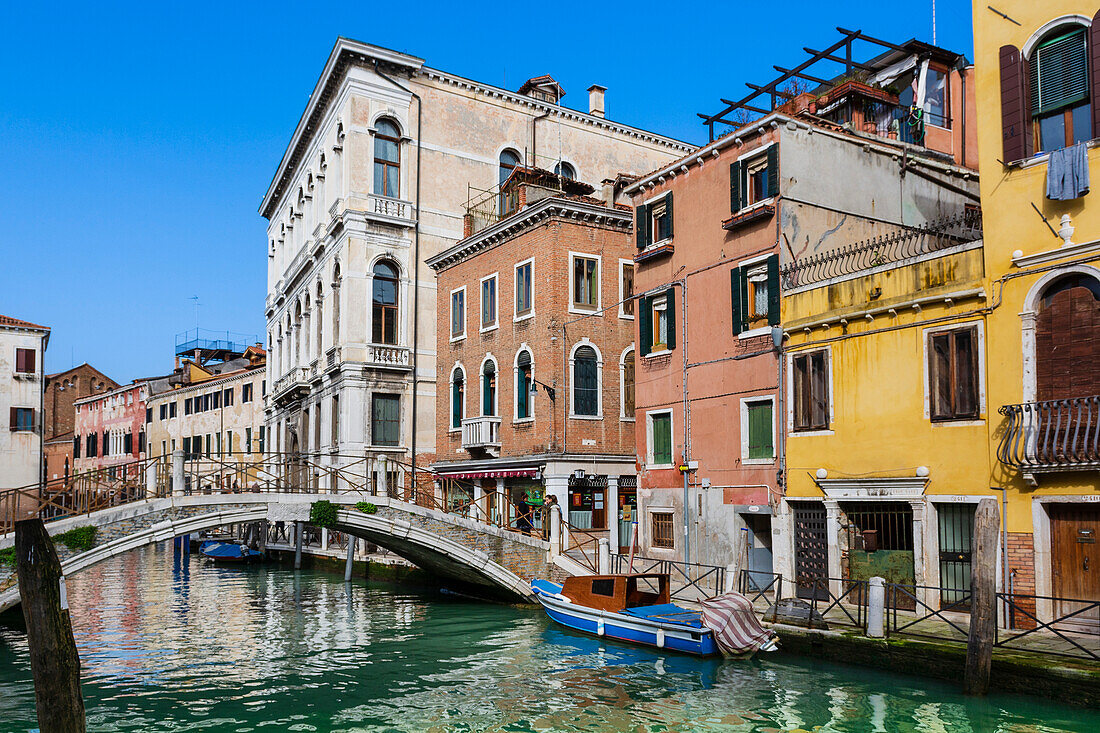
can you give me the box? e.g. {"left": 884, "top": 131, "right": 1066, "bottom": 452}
{"left": 1050, "top": 505, "right": 1100, "bottom": 625}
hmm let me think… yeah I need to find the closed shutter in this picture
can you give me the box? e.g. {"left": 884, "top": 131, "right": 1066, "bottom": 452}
{"left": 929, "top": 333, "right": 952, "bottom": 419}
{"left": 1092, "top": 10, "right": 1100, "bottom": 141}
{"left": 730, "top": 161, "right": 742, "bottom": 212}
{"left": 8, "top": 406, "right": 15, "bottom": 431}
{"left": 811, "top": 352, "right": 829, "bottom": 429}
{"left": 664, "top": 288, "right": 676, "bottom": 350}
{"left": 636, "top": 204, "right": 650, "bottom": 249}
{"left": 766, "top": 254, "right": 780, "bottom": 326}
{"left": 766, "top": 145, "right": 780, "bottom": 198}
{"left": 14, "top": 350, "right": 23, "bottom": 373}
{"left": 1030, "top": 29, "right": 1088, "bottom": 116}
{"left": 731, "top": 266, "right": 744, "bottom": 334}
{"left": 955, "top": 329, "right": 978, "bottom": 418}
{"left": 664, "top": 192, "right": 674, "bottom": 239}
{"left": 639, "top": 296, "right": 652, "bottom": 356}
{"left": 1000, "top": 44, "right": 1027, "bottom": 163}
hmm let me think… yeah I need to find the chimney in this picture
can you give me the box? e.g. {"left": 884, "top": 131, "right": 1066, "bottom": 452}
{"left": 587, "top": 85, "right": 606, "bottom": 118}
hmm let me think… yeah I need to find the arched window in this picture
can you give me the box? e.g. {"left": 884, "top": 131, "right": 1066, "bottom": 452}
{"left": 482, "top": 359, "right": 497, "bottom": 416}
{"left": 451, "top": 366, "right": 465, "bottom": 429}
{"left": 332, "top": 264, "right": 341, "bottom": 344}
{"left": 1029, "top": 25, "right": 1092, "bottom": 153}
{"left": 315, "top": 281, "right": 324, "bottom": 355}
{"left": 1037, "top": 273, "right": 1100, "bottom": 400}
{"left": 554, "top": 162, "right": 576, "bottom": 180}
{"left": 516, "top": 349, "right": 533, "bottom": 420}
{"left": 621, "top": 348, "right": 635, "bottom": 418}
{"left": 573, "top": 345, "right": 599, "bottom": 416}
{"left": 499, "top": 149, "right": 521, "bottom": 186}
{"left": 372, "top": 261, "right": 399, "bottom": 345}
{"left": 374, "top": 119, "right": 401, "bottom": 198}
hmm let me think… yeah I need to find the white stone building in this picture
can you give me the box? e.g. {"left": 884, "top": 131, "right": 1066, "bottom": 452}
{"left": 1, "top": 315, "right": 50, "bottom": 491}
{"left": 260, "top": 38, "right": 693, "bottom": 483}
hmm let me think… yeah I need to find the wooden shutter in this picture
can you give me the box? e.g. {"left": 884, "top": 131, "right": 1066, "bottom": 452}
{"left": 664, "top": 192, "right": 674, "bottom": 239}
{"left": 15, "top": 349, "right": 25, "bottom": 373}
{"left": 1092, "top": 10, "right": 1100, "bottom": 139}
{"left": 636, "top": 203, "right": 650, "bottom": 249}
{"left": 730, "top": 266, "right": 744, "bottom": 335}
{"left": 766, "top": 254, "right": 780, "bottom": 326}
{"left": 1000, "top": 44, "right": 1027, "bottom": 163}
{"left": 955, "top": 329, "right": 978, "bottom": 418}
{"left": 25, "top": 349, "right": 35, "bottom": 374}
{"left": 665, "top": 287, "right": 677, "bottom": 350}
{"left": 639, "top": 296, "right": 652, "bottom": 356}
{"left": 766, "top": 145, "right": 780, "bottom": 198}
{"left": 8, "top": 406, "right": 16, "bottom": 431}
{"left": 811, "top": 352, "right": 828, "bottom": 429}
{"left": 730, "top": 161, "right": 742, "bottom": 212}
{"left": 792, "top": 355, "right": 807, "bottom": 429}
{"left": 929, "top": 332, "right": 952, "bottom": 419}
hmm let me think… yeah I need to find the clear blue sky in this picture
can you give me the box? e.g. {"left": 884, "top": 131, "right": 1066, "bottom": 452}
{"left": 1, "top": 0, "right": 974, "bottom": 383}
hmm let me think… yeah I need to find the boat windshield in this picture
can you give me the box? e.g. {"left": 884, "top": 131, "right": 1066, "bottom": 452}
{"left": 625, "top": 575, "right": 666, "bottom": 608}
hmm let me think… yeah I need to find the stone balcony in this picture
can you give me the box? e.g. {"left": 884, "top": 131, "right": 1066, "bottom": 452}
{"left": 364, "top": 344, "right": 412, "bottom": 372}
{"left": 271, "top": 367, "right": 311, "bottom": 406}
{"left": 462, "top": 416, "right": 501, "bottom": 453}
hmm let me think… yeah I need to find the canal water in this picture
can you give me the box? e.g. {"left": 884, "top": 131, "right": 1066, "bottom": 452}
{"left": 0, "top": 546, "right": 1097, "bottom": 732}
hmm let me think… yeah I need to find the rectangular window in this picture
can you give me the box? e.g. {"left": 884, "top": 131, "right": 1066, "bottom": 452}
{"left": 638, "top": 288, "right": 677, "bottom": 356}
{"left": 170, "top": 402, "right": 177, "bottom": 418}
{"left": 620, "top": 262, "right": 635, "bottom": 317}
{"left": 212, "top": 391, "right": 221, "bottom": 409}
{"left": 183, "top": 436, "right": 191, "bottom": 458}
{"left": 159, "top": 404, "right": 167, "bottom": 420}
{"left": 259, "top": 425, "right": 266, "bottom": 453}
{"left": 161, "top": 440, "right": 167, "bottom": 456}
{"left": 371, "top": 394, "right": 400, "bottom": 447}
{"left": 216, "top": 432, "right": 222, "bottom": 456}
{"left": 184, "top": 398, "right": 192, "bottom": 416}
{"left": 792, "top": 351, "right": 830, "bottom": 431}
{"left": 124, "top": 432, "right": 133, "bottom": 455}
{"left": 74, "top": 435, "right": 81, "bottom": 458}
{"left": 481, "top": 274, "right": 498, "bottom": 329}
{"left": 747, "top": 156, "right": 770, "bottom": 206}
{"left": 224, "top": 388, "right": 234, "bottom": 407}
{"left": 205, "top": 434, "right": 212, "bottom": 457}
{"left": 652, "top": 511, "right": 675, "bottom": 549}
{"left": 730, "top": 146, "right": 779, "bottom": 212}
{"left": 242, "top": 383, "right": 253, "bottom": 403}
{"left": 515, "top": 260, "right": 533, "bottom": 317}
{"left": 331, "top": 395, "right": 340, "bottom": 447}
{"left": 746, "top": 401, "right": 774, "bottom": 460}
{"left": 450, "top": 288, "right": 466, "bottom": 339}
{"left": 653, "top": 297, "right": 668, "bottom": 350}
{"left": 929, "top": 327, "right": 979, "bottom": 421}
{"left": 14, "top": 348, "right": 36, "bottom": 374}
{"left": 648, "top": 411, "right": 673, "bottom": 466}
{"left": 10, "top": 407, "right": 34, "bottom": 431}
{"left": 246, "top": 427, "right": 253, "bottom": 454}
{"left": 650, "top": 198, "right": 671, "bottom": 242}
{"left": 571, "top": 255, "right": 599, "bottom": 311}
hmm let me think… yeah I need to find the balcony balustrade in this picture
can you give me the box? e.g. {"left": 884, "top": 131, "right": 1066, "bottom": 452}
{"left": 461, "top": 416, "right": 501, "bottom": 451}
{"left": 998, "top": 396, "right": 1100, "bottom": 478}
{"left": 365, "top": 344, "right": 412, "bottom": 371}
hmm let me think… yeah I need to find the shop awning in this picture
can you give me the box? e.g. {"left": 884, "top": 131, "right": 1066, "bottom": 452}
{"left": 439, "top": 469, "right": 538, "bottom": 480}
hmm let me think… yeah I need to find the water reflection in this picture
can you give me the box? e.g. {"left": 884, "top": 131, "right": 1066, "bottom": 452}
{"left": 0, "top": 544, "right": 1095, "bottom": 732}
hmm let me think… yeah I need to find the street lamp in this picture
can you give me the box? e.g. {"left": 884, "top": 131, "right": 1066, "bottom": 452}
{"left": 530, "top": 379, "right": 556, "bottom": 402}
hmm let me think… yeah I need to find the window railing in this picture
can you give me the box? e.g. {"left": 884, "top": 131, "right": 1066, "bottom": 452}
{"left": 998, "top": 396, "right": 1100, "bottom": 471}
{"left": 780, "top": 207, "right": 982, "bottom": 289}
{"left": 461, "top": 416, "right": 501, "bottom": 450}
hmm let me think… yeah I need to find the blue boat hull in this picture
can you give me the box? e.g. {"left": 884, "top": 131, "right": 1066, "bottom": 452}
{"left": 532, "top": 580, "right": 718, "bottom": 656}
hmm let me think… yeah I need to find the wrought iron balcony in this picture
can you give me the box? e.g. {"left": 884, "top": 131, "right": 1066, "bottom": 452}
{"left": 461, "top": 416, "right": 501, "bottom": 451}
{"left": 998, "top": 397, "right": 1100, "bottom": 477}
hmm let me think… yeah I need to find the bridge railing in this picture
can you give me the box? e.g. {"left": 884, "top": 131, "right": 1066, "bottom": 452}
{"left": 0, "top": 456, "right": 170, "bottom": 533}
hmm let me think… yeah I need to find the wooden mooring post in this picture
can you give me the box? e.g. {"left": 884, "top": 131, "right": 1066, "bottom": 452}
{"left": 965, "top": 497, "right": 1000, "bottom": 696}
{"left": 15, "top": 518, "right": 86, "bottom": 733}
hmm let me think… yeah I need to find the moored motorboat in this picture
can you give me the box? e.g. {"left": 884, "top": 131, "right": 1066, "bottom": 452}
{"left": 532, "top": 573, "right": 778, "bottom": 657}
{"left": 198, "top": 540, "right": 263, "bottom": 564}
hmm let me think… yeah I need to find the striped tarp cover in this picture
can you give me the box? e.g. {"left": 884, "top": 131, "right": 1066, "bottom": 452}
{"left": 700, "top": 592, "right": 776, "bottom": 656}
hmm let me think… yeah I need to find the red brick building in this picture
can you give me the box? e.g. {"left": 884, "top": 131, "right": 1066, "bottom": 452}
{"left": 43, "top": 363, "right": 117, "bottom": 482}
{"left": 428, "top": 175, "right": 638, "bottom": 548}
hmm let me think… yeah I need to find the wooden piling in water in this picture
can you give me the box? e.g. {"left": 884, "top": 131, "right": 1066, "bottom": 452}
{"left": 15, "top": 518, "right": 86, "bottom": 733}
{"left": 294, "top": 521, "right": 303, "bottom": 570}
{"left": 965, "top": 497, "right": 999, "bottom": 696}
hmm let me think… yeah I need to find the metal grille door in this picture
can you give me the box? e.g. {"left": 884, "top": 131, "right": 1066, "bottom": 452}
{"left": 793, "top": 502, "right": 828, "bottom": 599}
{"left": 937, "top": 503, "right": 975, "bottom": 609}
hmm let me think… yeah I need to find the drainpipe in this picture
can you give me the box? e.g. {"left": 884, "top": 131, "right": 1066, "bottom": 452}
{"left": 39, "top": 331, "right": 47, "bottom": 497}
{"left": 375, "top": 62, "right": 423, "bottom": 492}
{"left": 1000, "top": 486, "right": 1009, "bottom": 625}
{"left": 681, "top": 280, "right": 690, "bottom": 565}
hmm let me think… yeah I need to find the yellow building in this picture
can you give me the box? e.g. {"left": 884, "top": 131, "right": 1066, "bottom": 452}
{"left": 776, "top": 211, "right": 989, "bottom": 610}
{"left": 973, "top": 1, "right": 1100, "bottom": 621}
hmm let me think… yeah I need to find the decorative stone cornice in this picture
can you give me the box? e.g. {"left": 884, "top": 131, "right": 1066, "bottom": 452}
{"left": 814, "top": 477, "right": 929, "bottom": 500}
{"left": 426, "top": 197, "right": 632, "bottom": 272}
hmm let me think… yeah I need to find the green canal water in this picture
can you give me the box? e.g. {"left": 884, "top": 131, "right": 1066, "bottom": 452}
{"left": 0, "top": 545, "right": 1097, "bottom": 732}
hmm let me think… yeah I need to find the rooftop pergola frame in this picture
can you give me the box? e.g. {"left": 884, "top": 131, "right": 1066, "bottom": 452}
{"left": 698, "top": 27, "right": 916, "bottom": 142}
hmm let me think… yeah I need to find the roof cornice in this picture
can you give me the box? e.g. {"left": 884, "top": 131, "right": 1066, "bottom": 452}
{"left": 426, "top": 197, "right": 632, "bottom": 272}
{"left": 260, "top": 38, "right": 425, "bottom": 219}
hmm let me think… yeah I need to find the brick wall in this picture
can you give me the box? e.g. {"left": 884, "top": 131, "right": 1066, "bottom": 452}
{"left": 1006, "top": 531, "right": 1036, "bottom": 629}
{"left": 435, "top": 207, "right": 636, "bottom": 462}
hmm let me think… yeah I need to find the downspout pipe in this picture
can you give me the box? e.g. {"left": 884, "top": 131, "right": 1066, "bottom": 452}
{"left": 39, "top": 331, "right": 47, "bottom": 497}
{"left": 375, "top": 61, "right": 423, "bottom": 491}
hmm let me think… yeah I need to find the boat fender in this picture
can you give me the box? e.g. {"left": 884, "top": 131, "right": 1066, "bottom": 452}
{"left": 656, "top": 628, "right": 665, "bottom": 648}
{"left": 597, "top": 619, "right": 604, "bottom": 637}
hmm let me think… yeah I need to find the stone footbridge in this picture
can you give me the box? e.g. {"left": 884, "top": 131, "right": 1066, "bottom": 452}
{"left": 0, "top": 493, "right": 586, "bottom": 613}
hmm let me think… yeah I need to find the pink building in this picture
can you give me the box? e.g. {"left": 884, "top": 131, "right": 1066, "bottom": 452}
{"left": 73, "top": 381, "right": 148, "bottom": 476}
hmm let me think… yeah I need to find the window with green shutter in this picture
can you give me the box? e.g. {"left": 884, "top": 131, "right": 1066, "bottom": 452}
{"left": 573, "top": 346, "right": 599, "bottom": 416}
{"left": 451, "top": 369, "right": 464, "bottom": 428}
{"left": 371, "top": 393, "right": 400, "bottom": 447}
{"left": 746, "top": 401, "right": 774, "bottom": 460}
{"left": 1029, "top": 27, "right": 1092, "bottom": 153}
{"left": 650, "top": 412, "right": 673, "bottom": 466}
